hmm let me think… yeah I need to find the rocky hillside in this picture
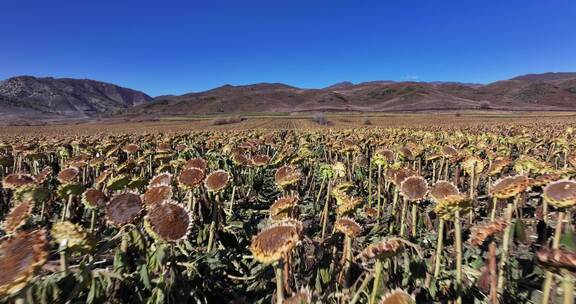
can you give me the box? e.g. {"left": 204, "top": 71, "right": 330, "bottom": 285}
{"left": 0, "top": 76, "right": 152, "bottom": 119}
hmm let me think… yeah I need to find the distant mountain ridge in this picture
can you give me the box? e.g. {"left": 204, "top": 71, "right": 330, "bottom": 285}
{"left": 0, "top": 76, "right": 152, "bottom": 120}
{"left": 131, "top": 72, "right": 576, "bottom": 116}
{"left": 2, "top": 72, "right": 576, "bottom": 122}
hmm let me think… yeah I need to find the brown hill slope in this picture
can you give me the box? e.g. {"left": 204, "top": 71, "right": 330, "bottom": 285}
{"left": 129, "top": 72, "right": 576, "bottom": 116}
{"left": 0, "top": 76, "right": 152, "bottom": 119}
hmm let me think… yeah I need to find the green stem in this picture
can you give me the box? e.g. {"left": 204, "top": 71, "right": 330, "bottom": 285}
{"left": 541, "top": 211, "right": 565, "bottom": 304}
{"left": 314, "top": 176, "right": 325, "bottom": 215}
{"left": 411, "top": 203, "right": 417, "bottom": 238}
{"left": 497, "top": 202, "right": 514, "bottom": 293}
{"left": 350, "top": 273, "right": 374, "bottom": 304}
{"left": 455, "top": 210, "right": 462, "bottom": 304}
{"left": 275, "top": 262, "right": 285, "bottom": 304}
{"left": 90, "top": 209, "right": 96, "bottom": 233}
{"left": 59, "top": 239, "right": 69, "bottom": 277}
{"left": 369, "top": 259, "right": 383, "bottom": 304}
{"left": 368, "top": 162, "right": 373, "bottom": 208}
{"left": 434, "top": 219, "right": 444, "bottom": 278}
{"left": 490, "top": 197, "right": 498, "bottom": 221}
{"left": 562, "top": 270, "right": 574, "bottom": 304}
{"left": 343, "top": 235, "right": 352, "bottom": 288}
{"left": 321, "top": 182, "right": 331, "bottom": 239}
{"left": 376, "top": 164, "right": 382, "bottom": 222}
{"left": 399, "top": 198, "right": 408, "bottom": 237}
{"left": 227, "top": 186, "right": 236, "bottom": 218}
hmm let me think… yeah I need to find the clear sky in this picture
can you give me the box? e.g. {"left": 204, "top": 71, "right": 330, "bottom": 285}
{"left": 1, "top": 0, "right": 575, "bottom": 96}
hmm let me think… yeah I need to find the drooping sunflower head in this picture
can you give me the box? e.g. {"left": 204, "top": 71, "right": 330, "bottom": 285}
{"left": 0, "top": 229, "right": 48, "bottom": 297}
{"left": 275, "top": 165, "right": 301, "bottom": 188}
{"left": 269, "top": 195, "right": 299, "bottom": 220}
{"left": 106, "top": 192, "right": 143, "bottom": 227}
{"left": 378, "top": 289, "right": 415, "bottom": 304}
{"left": 336, "top": 195, "right": 363, "bottom": 216}
{"left": 361, "top": 238, "right": 404, "bottom": 261}
{"left": 149, "top": 172, "right": 173, "bottom": 188}
{"left": 185, "top": 157, "right": 207, "bottom": 172}
{"left": 51, "top": 221, "right": 92, "bottom": 252}
{"left": 81, "top": 188, "right": 107, "bottom": 209}
{"left": 489, "top": 175, "right": 529, "bottom": 199}
{"left": 536, "top": 246, "right": 576, "bottom": 272}
{"left": 106, "top": 174, "right": 131, "bottom": 191}
{"left": 284, "top": 287, "right": 312, "bottom": 304}
{"left": 486, "top": 157, "right": 511, "bottom": 176}
{"left": 1, "top": 200, "right": 34, "bottom": 234}
{"left": 429, "top": 181, "right": 459, "bottom": 203}
{"left": 543, "top": 179, "right": 576, "bottom": 209}
{"left": 57, "top": 167, "right": 80, "bottom": 184}
{"left": 251, "top": 154, "right": 271, "bottom": 167}
{"left": 143, "top": 185, "right": 173, "bottom": 208}
{"left": 332, "top": 162, "right": 347, "bottom": 179}
{"left": 2, "top": 173, "right": 36, "bottom": 190}
{"left": 334, "top": 217, "right": 362, "bottom": 238}
{"left": 461, "top": 156, "right": 485, "bottom": 176}
{"left": 178, "top": 167, "right": 205, "bottom": 190}
{"left": 250, "top": 219, "right": 302, "bottom": 264}
{"left": 433, "top": 194, "right": 472, "bottom": 221}
{"left": 204, "top": 170, "right": 230, "bottom": 192}
{"left": 400, "top": 176, "right": 428, "bottom": 202}
{"left": 144, "top": 201, "right": 192, "bottom": 243}
{"left": 468, "top": 219, "right": 509, "bottom": 246}
{"left": 319, "top": 164, "right": 334, "bottom": 179}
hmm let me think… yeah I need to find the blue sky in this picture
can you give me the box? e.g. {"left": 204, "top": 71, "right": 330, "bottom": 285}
{"left": 1, "top": 0, "right": 575, "bottom": 96}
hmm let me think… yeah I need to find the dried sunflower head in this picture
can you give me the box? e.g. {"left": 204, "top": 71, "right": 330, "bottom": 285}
{"left": 250, "top": 219, "right": 302, "bottom": 264}
{"left": 361, "top": 239, "right": 404, "bottom": 261}
{"left": 35, "top": 166, "right": 52, "bottom": 184}
{"left": 461, "top": 156, "right": 485, "bottom": 176}
{"left": 400, "top": 176, "right": 428, "bottom": 202}
{"left": 144, "top": 201, "right": 192, "bottom": 242}
{"left": 205, "top": 170, "right": 230, "bottom": 192}
{"left": 284, "top": 287, "right": 312, "bottom": 304}
{"left": 433, "top": 194, "right": 471, "bottom": 221}
{"left": 487, "top": 157, "right": 510, "bottom": 176}
{"left": 57, "top": 183, "right": 85, "bottom": 200}
{"left": 543, "top": 179, "right": 576, "bottom": 209}
{"left": 106, "top": 174, "right": 131, "bottom": 191}
{"left": 12, "top": 185, "right": 49, "bottom": 203}
{"left": 185, "top": 157, "right": 207, "bottom": 171}
{"left": 2, "top": 173, "right": 36, "bottom": 190}
{"left": 468, "top": 218, "right": 508, "bottom": 246}
{"left": 251, "top": 154, "right": 270, "bottom": 167}
{"left": 0, "top": 230, "right": 48, "bottom": 297}
{"left": 336, "top": 195, "right": 363, "bottom": 216}
{"left": 178, "top": 167, "right": 205, "bottom": 189}
{"left": 149, "top": 172, "right": 173, "bottom": 188}
{"left": 106, "top": 192, "right": 143, "bottom": 227}
{"left": 429, "top": 181, "right": 459, "bottom": 203}
{"left": 51, "top": 221, "right": 92, "bottom": 252}
{"left": 536, "top": 247, "right": 576, "bottom": 272}
{"left": 332, "top": 162, "right": 347, "bottom": 178}
{"left": 378, "top": 289, "right": 415, "bottom": 304}
{"left": 143, "top": 185, "right": 173, "bottom": 207}
{"left": 334, "top": 217, "right": 362, "bottom": 238}
{"left": 269, "top": 195, "right": 299, "bottom": 220}
{"left": 275, "top": 165, "right": 301, "bottom": 188}
{"left": 81, "top": 188, "right": 107, "bottom": 209}
{"left": 489, "top": 175, "right": 529, "bottom": 199}
{"left": 1, "top": 200, "right": 34, "bottom": 234}
{"left": 57, "top": 167, "right": 80, "bottom": 184}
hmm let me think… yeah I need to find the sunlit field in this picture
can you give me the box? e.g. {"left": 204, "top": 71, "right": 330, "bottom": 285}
{"left": 1, "top": 112, "right": 576, "bottom": 303}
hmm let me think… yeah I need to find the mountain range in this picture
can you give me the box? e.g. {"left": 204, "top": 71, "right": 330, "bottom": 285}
{"left": 2, "top": 72, "right": 576, "bottom": 123}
